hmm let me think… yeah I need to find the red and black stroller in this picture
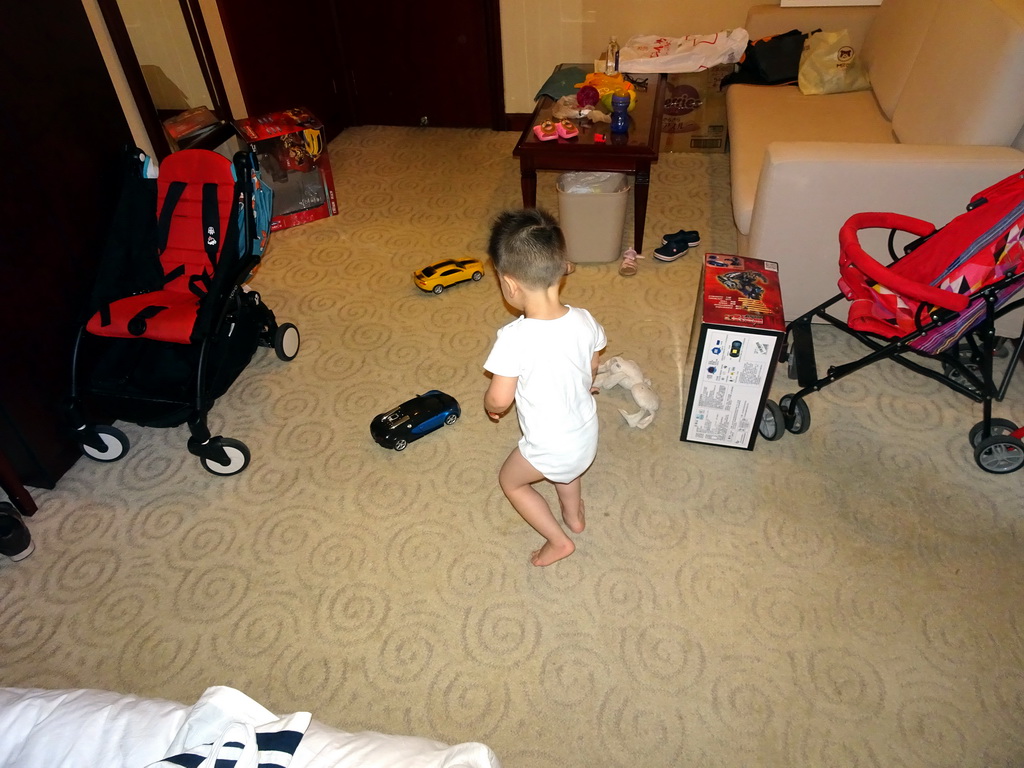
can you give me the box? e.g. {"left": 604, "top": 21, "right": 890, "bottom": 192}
{"left": 761, "top": 169, "right": 1024, "bottom": 473}
{"left": 69, "top": 148, "right": 300, "bottom": 476}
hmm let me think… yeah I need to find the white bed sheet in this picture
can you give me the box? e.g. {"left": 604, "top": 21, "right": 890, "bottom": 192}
{"left": 0, "top": 686, "right": 501, "bottom": 768}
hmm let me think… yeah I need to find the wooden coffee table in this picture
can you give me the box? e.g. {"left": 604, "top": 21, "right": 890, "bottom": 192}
{"left": 512, "top": 64, "right": 666, "bottom": 254}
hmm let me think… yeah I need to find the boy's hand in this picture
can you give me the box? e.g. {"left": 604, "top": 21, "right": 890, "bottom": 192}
{"left": 486, "top": 404, "right": 509, "bottom": 421}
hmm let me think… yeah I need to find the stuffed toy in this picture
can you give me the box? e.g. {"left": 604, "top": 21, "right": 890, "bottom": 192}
{"left": 593, "top": 356, "right": 660, "bottom": 429}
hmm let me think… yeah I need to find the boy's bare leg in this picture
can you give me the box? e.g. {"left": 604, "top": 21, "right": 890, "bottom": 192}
{"left": 554, "top": 478, "right": 585, "bottom": 534}
{"left": 499, "top": 448, "right": 575, "bottom": 566}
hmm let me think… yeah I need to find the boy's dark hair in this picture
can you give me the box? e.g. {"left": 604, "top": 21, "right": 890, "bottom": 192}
{"left": 487, "top": 208, "right": 568, "bottom": 288}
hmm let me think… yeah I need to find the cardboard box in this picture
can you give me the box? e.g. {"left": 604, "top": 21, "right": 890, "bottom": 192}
{"left": 661, "top": 64, "right": 732, "bottom": 153}
{"left": 682, "top": 254, "right": 786, "bottom": 450}
{"left": 235, "top": 107, "right": 338, "bottom": 232}
{"left": 163, "top": 106, "right": 220, "bottom": 141}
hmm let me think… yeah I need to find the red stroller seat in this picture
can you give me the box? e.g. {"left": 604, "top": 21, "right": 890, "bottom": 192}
{"left": 86, "top": 150, "right": 237, "bottom": 344}
{"left": 839, "top": 171, "right": 1024, "bottom": 355}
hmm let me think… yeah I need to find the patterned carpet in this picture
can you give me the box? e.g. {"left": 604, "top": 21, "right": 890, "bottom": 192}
{"left": 4, "top": 126, "right": 1024, "bottom": 767}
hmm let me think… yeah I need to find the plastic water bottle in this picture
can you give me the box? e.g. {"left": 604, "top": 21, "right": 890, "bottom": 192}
{"left": 605, "top": 36, "right": 620, "bottom": 74}
{"left": 610, "top": 94, "right": 630, "bottom": 134}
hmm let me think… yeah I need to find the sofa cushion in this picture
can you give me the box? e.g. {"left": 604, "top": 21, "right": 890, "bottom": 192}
{"left": 893, "top": 0, "right": 1024, "bottom": 146}
{"left": 726, "top": 85, "right": 895, "bottom": 235}
{"left": 860, "top": 0, "right": 939, "bottom": 119}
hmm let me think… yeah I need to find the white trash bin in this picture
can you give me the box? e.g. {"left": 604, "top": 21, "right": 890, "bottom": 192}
{"left": 556, "top": 172, "right": 630, "bottom": 263}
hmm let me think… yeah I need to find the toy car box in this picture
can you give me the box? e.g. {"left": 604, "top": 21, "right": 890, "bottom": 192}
{"left": 682, "top": 254, "right": 786, "bottom": 449}
{"left": 235, "top": 107, "right": 338, "bottom": 231}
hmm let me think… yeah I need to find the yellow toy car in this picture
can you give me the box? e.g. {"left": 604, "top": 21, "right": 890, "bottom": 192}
{"left": 413, "top": 258, "right": 485, "bottom": 294}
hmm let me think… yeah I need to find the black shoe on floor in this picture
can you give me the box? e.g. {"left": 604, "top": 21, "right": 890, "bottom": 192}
{"left": 661, "top": 229, "right": 701, "bottom": 248}
{"left": 653, "top": 241, "right": 689, "bottom": 262}
{"left": 0, "top": 502, "right": 35, "bottom": 562}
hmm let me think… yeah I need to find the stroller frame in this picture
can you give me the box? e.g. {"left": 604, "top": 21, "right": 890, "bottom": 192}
{"left": 68, "top": 148, "right": 300, "bottom": 476}
{"left": 765, "top": 231, "right": 1024, "bottom": 474}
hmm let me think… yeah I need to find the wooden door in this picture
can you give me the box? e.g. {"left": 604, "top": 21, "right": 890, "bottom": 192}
{"left": 338, "top": 1, "right": 504, "bottom": 128}
{"left": 215, "top": 0, "right": 350, "bottom": 140}
{"left": 216, "top": 0, "right": 504, "bottom": 134}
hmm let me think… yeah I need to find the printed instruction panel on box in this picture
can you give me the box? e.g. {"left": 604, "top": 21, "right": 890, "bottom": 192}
{"left": 685, "top": 329, "right": 777, "bottom": 447}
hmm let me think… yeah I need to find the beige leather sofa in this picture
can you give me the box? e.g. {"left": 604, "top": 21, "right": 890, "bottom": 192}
{"left": 726, "top": 0, "right": 1024, "bottom": 333}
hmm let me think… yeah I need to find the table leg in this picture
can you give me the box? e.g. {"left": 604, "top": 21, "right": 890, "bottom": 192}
{"left": 633, "top": 165, "right": 651, "bottom": 253}
{"left": 520, "top": 165, "right": 537, "bottom": 208}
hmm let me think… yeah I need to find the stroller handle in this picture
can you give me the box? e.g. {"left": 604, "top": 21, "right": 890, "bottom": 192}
{"left": 838, "top": 212, "right": 970, "bottom": 312}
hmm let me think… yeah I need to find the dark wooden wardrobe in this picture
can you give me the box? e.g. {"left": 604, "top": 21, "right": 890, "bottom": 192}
{"left": 0, "top": 1, "right": 135, "bottom": 493}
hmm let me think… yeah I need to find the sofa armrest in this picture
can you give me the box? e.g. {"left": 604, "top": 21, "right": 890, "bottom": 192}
{"left": 746, "top": 141, "right": 1024, "bottom": 323}
{"left": 744, "top": 3, "right": 878, "bottom": 48}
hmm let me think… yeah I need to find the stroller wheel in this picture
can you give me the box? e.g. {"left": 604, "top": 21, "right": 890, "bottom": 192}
{"left": 758, "top": 400, "right": 785, "bottom": 441}
{"left": 968, "top": 418, "right": 1018, "bottom": 448}
{"left": 780, "top": 395, "right": 811, "bottom": 435}
{"left": 974, "top": 435, "right": 1024, "bottom": 474}
{"left": 274, "top": 323, "right": 301, "bottom": 361}
{"left": 80, "top": 425, "right": 130, "bottom": 462}
{"left": 199, "top": 438, "right": 251, "bottom": 476}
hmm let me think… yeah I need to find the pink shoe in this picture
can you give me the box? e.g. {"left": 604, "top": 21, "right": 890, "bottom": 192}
{"left": 618, "top": 248, "right": 643, "bottom": 276}
{"left": 556, "top": 119, "right": 579, "bottom": 139}
{"left": 533, "top": 120, "right": 558, "bottom": 141}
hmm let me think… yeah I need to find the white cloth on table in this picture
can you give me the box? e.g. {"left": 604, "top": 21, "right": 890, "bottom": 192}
{"left": 618, "top": 29, "right": 748, "bottom": 73}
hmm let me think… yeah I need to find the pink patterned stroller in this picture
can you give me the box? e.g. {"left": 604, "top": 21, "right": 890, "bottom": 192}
{"left": 761, "top": 169, "right": 1024, "bottom": 473}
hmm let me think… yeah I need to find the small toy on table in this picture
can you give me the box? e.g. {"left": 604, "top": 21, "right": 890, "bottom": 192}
{"left": 556, "top": 119, "right": 579, "bottom": 139}
{"left": 533, "top": 120, "right": 558, "bottom": 141}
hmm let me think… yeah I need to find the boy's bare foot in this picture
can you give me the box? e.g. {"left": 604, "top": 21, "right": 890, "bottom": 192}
{"left": 531, "top": 538, "right": 575, "bottom": 566}
{"left": 561, "top": 499, "right": 586, "bottom": 534}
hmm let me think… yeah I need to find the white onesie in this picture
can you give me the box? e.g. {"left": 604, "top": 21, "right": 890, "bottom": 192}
{"left": 484, "top": 306, "right": 607, "bottom": 483}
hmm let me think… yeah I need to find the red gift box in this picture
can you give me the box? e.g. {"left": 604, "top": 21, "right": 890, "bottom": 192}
{"left": 235, "top": 107, "right": 338, "bottom": 232}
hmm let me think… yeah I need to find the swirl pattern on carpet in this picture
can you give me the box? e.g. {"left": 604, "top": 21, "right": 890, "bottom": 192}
{"left": 2, "top": 126, "right": 1022, "bottom": 768}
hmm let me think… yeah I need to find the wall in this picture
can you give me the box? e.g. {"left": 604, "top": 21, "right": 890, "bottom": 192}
{"left": 119, "top": 0, "right": 208, "bottom": 110}
{"left": 85, "top": 0, "right": 763, "bottom": 138}
{"left": 501, "top": 0, "right": 758, "bottom": 113}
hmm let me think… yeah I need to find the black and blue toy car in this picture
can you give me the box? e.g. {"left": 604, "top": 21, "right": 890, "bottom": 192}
{"left": 370, "top": 390, "right": 461, "bottom": 451}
